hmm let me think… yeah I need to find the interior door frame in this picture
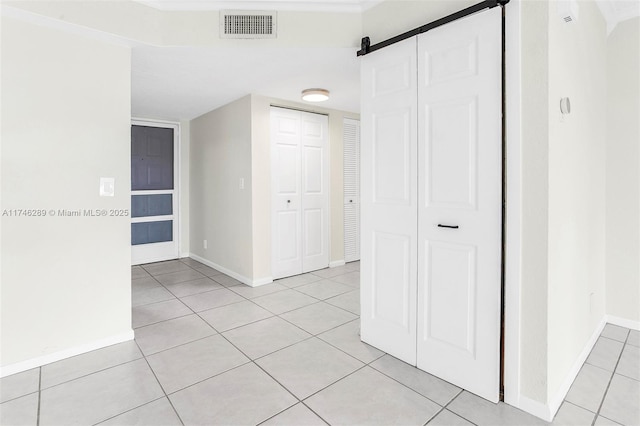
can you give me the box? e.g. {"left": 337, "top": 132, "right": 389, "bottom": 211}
{"left": 503, "top": 0, "right": 523, "bottom": 413}
{"left": 130, "top": 118, "right": 181, "bottom": 265}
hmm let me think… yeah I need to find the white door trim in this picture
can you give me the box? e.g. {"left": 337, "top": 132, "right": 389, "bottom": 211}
{"left": 130, "top": 118, "right": 181, "bottom": 265}
{"left": 503, "top": 0, "right": 523, "bottom": 413}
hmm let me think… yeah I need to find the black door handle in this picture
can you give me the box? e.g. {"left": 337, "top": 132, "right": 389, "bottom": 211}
{"left": 437, "top": 224, "right": 459, "bottom": 229}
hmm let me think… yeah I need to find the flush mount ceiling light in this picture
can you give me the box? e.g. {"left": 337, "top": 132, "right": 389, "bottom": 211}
{"left": 301, "top": 88, "right": 330, "bottom": 102}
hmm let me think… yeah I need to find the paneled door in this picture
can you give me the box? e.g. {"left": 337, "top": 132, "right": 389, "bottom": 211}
{"left": 131, "top": 122, "right": 179, "bottom": 265}
{"left": 360, "top": 37, "right": 419, "bottom": 364}
{"left": 416, "top": 7, "right": 502, "bottom": 402}
{"left": 271, "top": 107, "right": 329, "bottom": 279}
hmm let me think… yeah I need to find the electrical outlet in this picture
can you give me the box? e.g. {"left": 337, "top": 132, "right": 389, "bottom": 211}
{"left": 203, "top": 239, "right": 208, "bottom": 249}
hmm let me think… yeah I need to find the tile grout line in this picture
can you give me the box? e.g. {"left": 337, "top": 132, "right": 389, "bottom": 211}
{"left": 36, "top": 367, "right": 42, "bottom": 426}
{"left": 300, "top": 363, "right": 370, "bottom": 404}
{"left": 421, "top": 389, "right": 456, "bottom": 426}
{"left": 36, "top": 353, "right": 145, "bottom": 392}
{"left": 299, "top": 400, "right": 332, "bottom": 426}
{"left": 426, "top": 389, "right": 480, "bottom": 426}
{"left": 91, "top": 396, "right": 166, "bottom": 426}
{"left": 134, "top": 340, "right": 186, "bottom": 426}
{"left": 590, "top": 330, "right": 630, "bottom": 426}
{"left": 366, "top": 357, "right": 460, "bottom": 416}
{"left": 134, "top": 312, "right": 194, "bottom": 330}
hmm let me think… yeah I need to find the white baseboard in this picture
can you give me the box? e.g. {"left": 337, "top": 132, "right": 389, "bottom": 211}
{"left": 511, "top": 316, "right": 607, "bottom": 422}
{"left": 252, "top": 276, "right": 274, "bottom": 287}
{"left": 0, "top": 330, "right": 134, "bottom": 378}
{"left": 329, "top": 260, "right": 346, "bottom": 268}
{"left": 546, "top": 316, "right": 607, "bottom": 420}
{"left": 188, "top": 254, "right": 271, "bottom": 287}
{"left": 605, "top": 315, "right": 640, "bottom": 331}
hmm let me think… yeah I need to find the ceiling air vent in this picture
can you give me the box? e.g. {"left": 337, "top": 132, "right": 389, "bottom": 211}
{"left": 220, "top": 10, "right": 277, "bottom": 39}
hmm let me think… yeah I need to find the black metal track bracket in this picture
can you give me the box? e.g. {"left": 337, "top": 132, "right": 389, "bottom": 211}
{"left": 357, "top": 0, "right": 509, "bottom": 57}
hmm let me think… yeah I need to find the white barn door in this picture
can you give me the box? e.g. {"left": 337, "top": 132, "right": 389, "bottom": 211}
{"left": 360, "top": 37, "right": 418, "bottom": 364}
{"left": 360, "top": 7, "right": 502, "bottom": 403}
{"left": 416, "top": 8, "right": 502, "bottom": 402}
{"left": 271, "top": 107, "right": 329, "bottom": 280}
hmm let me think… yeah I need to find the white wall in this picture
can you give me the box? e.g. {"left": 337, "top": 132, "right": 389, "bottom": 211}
{"left": 606, "top": 17, "right": 640, "bottom": 324}
{"left": 362, "top": 0, "right": 477, "bottom": 42}
{"left": 189, "top": 96, "right": 254, "bottom": 280}
{"left": 518, "top": 0, "right": 551, "bottom": 404}
{"left": 1, "top": 17, "right": 132, "bottom": 372}
{"left": 547, "top": 0, "right": 607, "bottom": 401}
{"left": 5, "top": 1, "right": 362, "bottom": 49}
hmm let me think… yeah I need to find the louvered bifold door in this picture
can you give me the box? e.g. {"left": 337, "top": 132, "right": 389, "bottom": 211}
{"left": 343, "top": 118, "right": 361, "bottom": 263}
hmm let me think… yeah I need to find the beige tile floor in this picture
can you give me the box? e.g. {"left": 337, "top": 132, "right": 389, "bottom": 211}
{"left": 1, "top": 258, "right": 638, "bottom": 425}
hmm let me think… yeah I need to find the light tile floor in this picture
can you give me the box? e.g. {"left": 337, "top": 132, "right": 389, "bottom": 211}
{"left": 1, "top": 258, "right": 638, "bottom": 425}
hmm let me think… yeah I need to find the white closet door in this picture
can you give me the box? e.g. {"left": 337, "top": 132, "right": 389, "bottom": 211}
{"left": 271, "top": 107, "right": 329, "bottom": 279}
{"left": 416, "top": 7, "right": 502, "bottom": 402}
{"left": 360, "top": 37, "right": 419, "bottom": 364}
{"left": 271, "top": 108, "right": 303, "bottom": 279}
{"left": 343, "top": 118, "right": 360, "bottom": 263}
{"left": 300, "top": 111, "right": 329, "bottom": 273}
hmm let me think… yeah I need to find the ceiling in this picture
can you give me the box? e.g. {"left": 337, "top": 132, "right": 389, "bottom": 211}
{"left": 596, "top": 0, "right": 640, "bottom": 33}
{"left": 132, "top": 46, "right": 361, "bottom": 120}
{"left": 135, "top": 0, "right": 382, "bottom": 12}
{"left": 131, "top": 0, "right": 373, "bottom": 120}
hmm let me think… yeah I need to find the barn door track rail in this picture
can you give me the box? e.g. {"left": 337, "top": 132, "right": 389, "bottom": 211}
{"left": 357, "top": 0, "right": 509, "bottom": 57}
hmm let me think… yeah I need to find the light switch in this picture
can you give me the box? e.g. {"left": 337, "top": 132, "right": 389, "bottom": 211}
{"left": 100, "top": 177, "right": 115, "bottom": 197}
{"left": 239, "top": 178, "right": 245, "bottom": 190}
